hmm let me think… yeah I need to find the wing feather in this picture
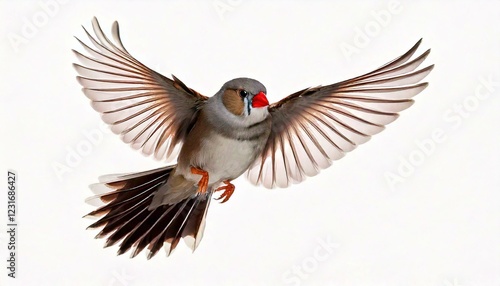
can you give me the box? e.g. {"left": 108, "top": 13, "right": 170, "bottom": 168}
{"left": 248, "top": 39, "right": 434, "bottom": 188}
{"left": 73, "top": 17, "right": 207, "bottom": 161}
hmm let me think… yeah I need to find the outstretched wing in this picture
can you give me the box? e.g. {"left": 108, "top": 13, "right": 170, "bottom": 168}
{"left": 247, "top": 39, "right": 434, "bottom": 188}
{"left": 73, "top": 17, "right": 207, "bottom": 161}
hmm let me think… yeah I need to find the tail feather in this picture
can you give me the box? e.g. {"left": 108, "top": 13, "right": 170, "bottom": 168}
{"left": 85, "top": 165, "right": 212, "bottom": 259}
{"left": 181, "top": 198, "right": 210, "bottom": 250}
{"left": 147, "top": 199, "right": 191, "bottom": 257}
{"left": 127, "top": 206, "right": 175, "bottom": 257}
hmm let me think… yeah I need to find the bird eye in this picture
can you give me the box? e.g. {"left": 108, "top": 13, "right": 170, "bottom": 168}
{"left": 239, "top": 90, "right": 249, "bottom": 98}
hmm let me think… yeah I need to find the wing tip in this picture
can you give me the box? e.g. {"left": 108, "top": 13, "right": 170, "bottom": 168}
{"left": 419, "top": 82, "right": 429, "bottom": 90}
{"left": 76, "top": 76, "right": 85, "bottom": 87}
{"left": 91, "top": 16, "right": 100, "bottom": 28}
{"left": 71, "top": 62, "right": 82, "bottom": 73}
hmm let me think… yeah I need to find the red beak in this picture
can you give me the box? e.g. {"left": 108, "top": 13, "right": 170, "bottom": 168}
{"left": 251, "top": 91, "right": 269, "bottom": 108}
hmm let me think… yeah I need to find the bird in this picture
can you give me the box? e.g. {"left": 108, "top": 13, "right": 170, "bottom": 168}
{"left": 73, "top": 17, "right": 433, "bottom": 259}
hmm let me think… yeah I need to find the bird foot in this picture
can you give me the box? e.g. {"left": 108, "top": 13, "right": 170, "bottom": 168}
{"left": 190, "top": 166, "right": 209, "bottom": 195}
{"left": 214, "top": 180, "right": 235, "bottom": 203}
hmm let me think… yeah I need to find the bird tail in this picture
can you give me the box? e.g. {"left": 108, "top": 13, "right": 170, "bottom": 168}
{"left": 84, "top": 165, "right": 212, "bottom": 259}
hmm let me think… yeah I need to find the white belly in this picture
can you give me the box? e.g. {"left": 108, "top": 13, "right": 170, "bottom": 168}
{"left": 184, "top": 134, "right": 261, "bottom": 185}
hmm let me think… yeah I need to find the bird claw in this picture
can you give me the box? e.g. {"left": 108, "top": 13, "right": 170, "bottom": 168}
{"left": 190, "top": 166, "right": 209, "bottom": 194}
{"left": 214, "top": 180, "right": 235, "bottom": 203}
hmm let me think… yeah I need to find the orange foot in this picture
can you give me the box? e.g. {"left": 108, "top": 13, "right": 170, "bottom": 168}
{"left": 191, "top": 166, "right": 209, "bottom": 195}
{"left": 214, "top": 180, "right": 235, "bottom": 203}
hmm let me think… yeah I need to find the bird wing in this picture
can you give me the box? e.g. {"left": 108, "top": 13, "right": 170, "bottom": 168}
{"left": 73, "top": 17, "right": 207, "bottom": 161}
{"left": 247, "top": 39, "right": 434, "bottom": 188}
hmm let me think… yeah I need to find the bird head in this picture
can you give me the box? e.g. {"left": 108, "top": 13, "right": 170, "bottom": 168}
{"left": 219, "top": 78, "right": 269, "bottom": 118}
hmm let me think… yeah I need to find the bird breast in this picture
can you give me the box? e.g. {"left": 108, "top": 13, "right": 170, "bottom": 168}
{"left": 176, "top": 108, "right": 271, "bottom": 187}
{"left": 195, "top": 132, "right": 264, "bottom": 184}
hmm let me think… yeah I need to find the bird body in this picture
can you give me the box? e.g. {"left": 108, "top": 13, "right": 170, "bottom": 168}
{"left": 150, "top": 78, "right": 272, "bottom": 207}
{"left": 178, "top": 79, "right": 271, "bottom": 183}
{"left": 74, "top": 17, "right": 433, "bottom": 259}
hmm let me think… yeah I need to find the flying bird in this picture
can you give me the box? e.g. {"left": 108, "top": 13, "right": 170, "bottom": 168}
{"left": 73, "top": 17, "right": 433, "bottom": 259}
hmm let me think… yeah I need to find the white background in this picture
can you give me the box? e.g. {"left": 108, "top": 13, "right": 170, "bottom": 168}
{"left": 1, "top": 1, "right": 499, "bottom": 285}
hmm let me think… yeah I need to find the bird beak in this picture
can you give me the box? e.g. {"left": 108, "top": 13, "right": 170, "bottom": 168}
{"left": 251, "top": 91, "right": 269, "bottom": 108}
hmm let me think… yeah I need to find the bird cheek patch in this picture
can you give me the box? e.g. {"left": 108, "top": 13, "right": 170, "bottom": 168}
{"left": 222, "top": 89, "right": 244, "bottom": 116}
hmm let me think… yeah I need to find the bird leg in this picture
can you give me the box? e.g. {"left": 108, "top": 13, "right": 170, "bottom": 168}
{"left": 190, "top": 166, "right": 209, "bottom": 195}
{"left": 214, "top": 180, "right": 235, "bottom": 203}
